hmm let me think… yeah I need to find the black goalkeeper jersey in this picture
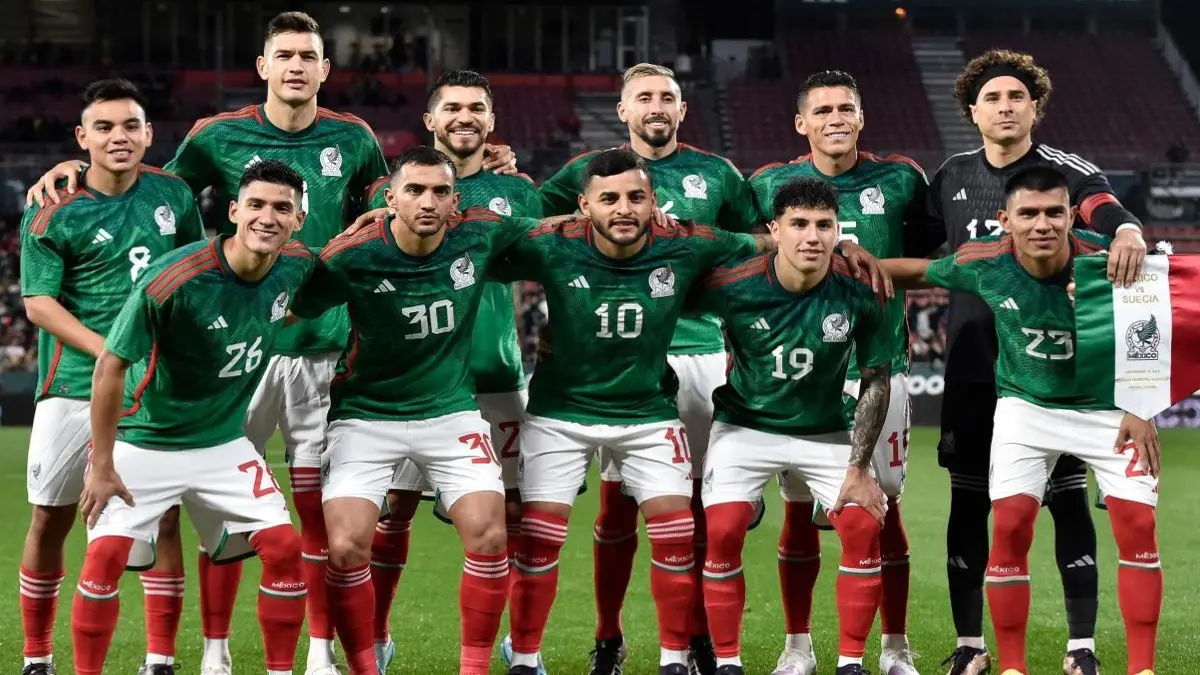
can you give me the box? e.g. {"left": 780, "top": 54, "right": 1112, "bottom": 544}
{"left": 906, "top": 143, "right": 1135, "bottom": 384}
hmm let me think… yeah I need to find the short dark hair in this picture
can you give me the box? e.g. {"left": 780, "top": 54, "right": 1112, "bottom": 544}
{"left": 583, "top": 149, "right": 651, "bottom": 190}
{"left": 239, "top": 159, "right": 305, "bottom": 199}
{"left": 797, "top": 70, "right": 860, "bottom": 112}
{"left": 390, "top": 146, "right": 457, "bottom": 181}
{"left": 265, "top": 11, "right": 321, "bottom": 47}
{"left": 1004, "top": 165, "right": 1069, "bottom": 201}
{"left": 428, "top": 70, "right": 493, "bottom": 111}
{"left": 81, "top": 78, "right": 148, "bottom": 114}
{"left": 772, "top": 177, "right": 840, "bottom": 219}
{"left": 955, "top": 49, "right": 1052, "bottom": 122}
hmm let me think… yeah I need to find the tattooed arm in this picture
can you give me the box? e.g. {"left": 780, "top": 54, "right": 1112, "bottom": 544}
{"left": 832, "top": 362, "right": 891, "bottom": 523}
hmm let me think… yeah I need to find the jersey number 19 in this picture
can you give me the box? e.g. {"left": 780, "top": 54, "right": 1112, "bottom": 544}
{"left": 771, "top": 345, "right": 814, "bottom": 380}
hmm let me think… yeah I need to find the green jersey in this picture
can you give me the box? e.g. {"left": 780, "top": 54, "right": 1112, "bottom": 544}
{"left": 494, "top": 217, "right": 758, "bottom": 424}
{"left": 292, "top": 208, "right": 538, "bottom": 422}
{"left": 165, "top": 104, "right": 390, "bottom": 357}
{"left": 925, "top": 231, "right": 1111, "bottom": 410}
{"left": 20, "top": 166, "right": 206, "bottom": 401}
{"left": 539, "top": 144, "right": 760, "bottom": 355}
{"left": 693, "top": 252, "right": 889, "bottom": 435}
{"left": 105, "top": 237, "right": 317, "bottom": 449}
{"left": 749, "top": 152, "right": 928, "bottom": 379}
{"left": 367, "top": 169, "right": 543, "bottom": 393}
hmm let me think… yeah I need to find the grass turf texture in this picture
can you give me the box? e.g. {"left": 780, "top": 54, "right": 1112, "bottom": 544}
{"left": 0, "top": 426, "right": 1196, "bottom": 674}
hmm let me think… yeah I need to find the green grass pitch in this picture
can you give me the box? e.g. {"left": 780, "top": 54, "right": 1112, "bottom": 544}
{"left": 0, "top": 426, "right": 1197, "bottom": 673}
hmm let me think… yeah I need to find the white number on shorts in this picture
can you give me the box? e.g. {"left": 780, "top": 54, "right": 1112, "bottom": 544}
{"left": 666, "top": 426, "right": 691, "bottom": 465}
{"left": 594, "top": 302, "right": 643, "bottom": 339}
{"left": 771, "top": 345, "right": 814, "bottom": 380}
{"left": 460, "top": 432, "right": 499, "bottom": 465}
{"left": 401, "top": 300, "right": 456, "bottom": 340}
{"left": 839, "top": 220, "right": 859, "bottom": 245}
{"left": 218, "top": 336, "right": 265, "bottom": 378}
{"left": 966, "top": 218, "right": 1003, "bottom": 239}
{"left": 129, "top": 246, "right": 152, "bottom": 281}
{"left": 1021, "top": 327, "right": 1074, "bottom": 361}
{"left": 239, "top": 459, "right": 282, "bottom": 498}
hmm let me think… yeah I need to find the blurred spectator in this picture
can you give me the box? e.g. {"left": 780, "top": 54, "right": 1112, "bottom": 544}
{"left": 0, "top": 215, "right": 34, "bottom": 372}
{"left": 907, "top": 290, "right": 948, "bottom": 370}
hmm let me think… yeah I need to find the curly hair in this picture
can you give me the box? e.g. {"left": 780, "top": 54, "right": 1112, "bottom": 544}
{"left": 954, "top": 49, "right": 1052, "bottom": 122}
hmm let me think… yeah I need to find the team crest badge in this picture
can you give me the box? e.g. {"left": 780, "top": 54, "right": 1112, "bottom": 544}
{"left": 451, "top": 254, "right": 476, "bottom": 290}
{"left": 28, "top": 463, "right": 41, "bottom": 490}
{"left": 860, "top": 186, "right": 885, "bottom": 215}
{"left": 1125, "top": 315, "right": 1160, "bottom": 360}
{"left": 488, "top": 197, "right": 512, "bottom": 216}
{"left": 271, "top": 292, "right": 289, "bottom": 323}
{"left": 822, "top": 313, "right": 850, "bottom": 342}
{"left": 154, "top": 205, "right": 176, "bottom": 235}
{"left": 320, "top": 146, "right": 343, "bottom": 177}
{"left": 649, "top": 265, "right": 676, "bottom": 298}
{"left": 682, "top": 174, "right": 708, "bottom": 200}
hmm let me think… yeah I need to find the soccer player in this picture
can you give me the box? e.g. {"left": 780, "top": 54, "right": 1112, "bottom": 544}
{"left": 18, "top": 78, "right": 205, "bottom": 675}
{"left": 361, "top": 70, "right": 543, "bottom": 671}
{"left": 74, "top": 159, "right": 316, "bottom": 675}
{"left": 747, "top": 70, "right": 925, "bottom": 675}
{"left": 883, "top": 165, "right": 1161, "bottom": 675}
{"left": 290, "top": 146, "right": 537, "bottom": 675}
{"left": 905, "top": 49, "right": 1148, "bottom": 675}
{"left": 699, "top": 177, "right": 892, "bottom": 675}
{"left": 538, "top": 63, "right": 760, "bottom": 675}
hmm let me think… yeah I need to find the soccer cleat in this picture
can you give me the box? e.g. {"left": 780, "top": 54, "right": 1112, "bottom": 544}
{"left": 200, "top": 666, "right": 231, "bottom": 675}
{"left": 772, "top": 649, "right": 818, "bottom": 675}
{"left": 835, "top": 665, "right": 871, "bottom": 675}
{"left": 374, "top": 636, "right": 396, "bottom": 674}
{"left": 588, "top": 637, "right": 628, "bottom": 675}
{"left": 941, "top": 646, "right": 990, "bottom": 675}
{"left": 22, "top": 665, "right": 55, "bottom": 675}
{"left": 136, "top": 665, "right": 177, "bottom": 675}
{"left": 748, "top": 497, "right": 767, "bottom": 531}
{"left": 304, "top": 666, "right": 341, "bottom": 675}
{"left": 1062, "top": 649, "right": 1100, "bottom": 675}
{"left": 688, "top": 636, "right": 718, "bottom": 675}
{"left": 716, "top": 667, "right": 745, "bottom": 675}
{"left": 508, "top": 668, "right": 540, "bottom": 675}
{"left": 499, "top": 634, "right": 547, "bottom": 675}
{"left": 880, "top": 647, "right": 921, "bottom": 675}
{"left": 660, "top": 665, "right": 689, "bottom": 675}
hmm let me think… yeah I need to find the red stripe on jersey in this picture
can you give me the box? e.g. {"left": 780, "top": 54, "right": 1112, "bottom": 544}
{"left": 1078, "top": 192, "right": 1119, "bottom": 226}
{"left": 364, "top": 175, "right": 389, "bottom": 203}
{"left": 137, "top": 164, "right": 184, "bottom": 181}
{"left": 957, "top": 238, "right": 1013, "bottom": 265}
{"left": 651, "top": 221, "right": 717, "bottom": 240}
{"left": 858, "top": 151, "right": 924, "bottom": 174}
{"left": 29, "top": 190, "right": 93, "bottom": 236}
{"left": 40, "top": 339, "right": 63, "bottom": 398}
{"left": 280, "top": 241, "right": 314, "bottom": 259}
{"left": 528, "top": 216, "right": 587, "bottom": 239}
{"left": 147, "top": 246, "right": 219, "bottom": 304}
{"left": 514, "top": 172, "right": 536, "bottom": 186}
{"left": 563, "top": 149, "right": 601, "bottom": 168}
{"left": 317, "top": 108, "right": 377, "bottom": 136}
{"left": 185, "top": 105, "right": 260, "bottom": 138}
{"left": 320, "top": 221, "right": 386, "bottom": 262}
{"left": 1072, "top": 235, "right": 1105, "bottom": 255}
{"left": 748, "top": 161, "right": 786, "bottom": 181}
{"left": 454, "top": 206, "right": 503, "bottom": 226}
{"left": 707, "top": 254, "right": 771, "bottom": 288}
{"left": 120, "top": 342, "right": 159, "bottom": 418}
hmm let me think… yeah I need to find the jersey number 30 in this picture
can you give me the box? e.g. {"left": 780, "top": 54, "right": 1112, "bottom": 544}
{"left": 219, "top": 336, "right": 265, "bottom": 378}
{"left": 403, "top": 300, "right": 455, "bottom": 340}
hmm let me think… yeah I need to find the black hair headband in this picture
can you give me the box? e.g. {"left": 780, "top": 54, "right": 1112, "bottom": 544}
{"left": 969, "top": 64, "right": 1039, "bottom": 104}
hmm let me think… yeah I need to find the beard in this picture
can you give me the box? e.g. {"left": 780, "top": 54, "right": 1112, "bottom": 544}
{"left": 593, "top": 217, "right": 649, "bottom": 247}
{"left": 635, "top": 120, "right": 676, "bottom": 148}
{"left": 436, "top": 126, "right": 486, "bottom": 159}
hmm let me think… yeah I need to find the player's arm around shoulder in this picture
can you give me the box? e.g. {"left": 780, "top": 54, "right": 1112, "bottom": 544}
{"left": 881, "top": 233, "right": 1002, "bottom": 291}
{"left": 291, "top": 241, "right": 354, "bottom": 321}
{"left": 538, "top": 152, "right": 593, "bottom": 216}
{"left": 715, "top": 154, "right": 761, "bottom": 233}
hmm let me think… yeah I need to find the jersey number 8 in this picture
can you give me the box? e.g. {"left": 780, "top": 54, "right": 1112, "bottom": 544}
{"left": 771, "top": 345, "right": 814, "bottom": 380}
{"left": 219, "top": 336, "right": 265, "bottom": 378}
{"left": 595, "top": 302, "right": 644, "bottom": 339}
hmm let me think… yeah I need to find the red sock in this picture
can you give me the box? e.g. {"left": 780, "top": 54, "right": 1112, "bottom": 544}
{"left": 197, "top": 548, "right": 242, "bottom": 639}
{"left": 506, "top": 514, "right": 522, "bottom": 598}
{"left": 510, "top": 510, "right": 569, "bottom": 654}
{"left": 72, "top": 536, "right": 134, "bottom": 675}
{"left": 688, "top": 481, "right": 710, "bottom": 638}
{"left": 1106, "top": 497, "right": 1161, "bottom": 673}
{"left": 461, "top": 551, "right": 509, "bottom": 674}
{"left": 292, "top": 469, "right": 333, "bottom": 641}
{"left": 778, "top": 501, "right": 821, "bottom": 635}
{"left": 20, "top": 566, "right": 64, "bottom": 660}
{"left": 140, "top": 571, "right": 184, "bottom": 658}
{"left": 593, "top": 480, "right": 639, "bottom": 640}
{"left": 880, "top": 497, "right": 910, "bottom": 636}
{"left": 985, "top": 495, "right": 1039, "bottom": 674}
{"left": 371, "top": 518, "right": 411, "bottom": 641}
{"left": 647, "top": 509, "right": 696, "bottom": 652}
{"left": 252, "top": 525, "right": 307, "bottom": 672}
{"left": 829, "top": 506, "right": 883, "bottom": 659}
{"left": 328, "top": 562, "right": 379, "bottom": 674}
{"left": 702, "top": 502, "right": 754, "bottom": 659}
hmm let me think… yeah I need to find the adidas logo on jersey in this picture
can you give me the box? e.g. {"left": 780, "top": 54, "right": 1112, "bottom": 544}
{"left": 1001, "top": 297, "right": 1020, "bottom": 310}
{"left": 92, "top": 229, "right": 113, "bottom": 244}
{"left": 751, "top": 317, "right": 771, "bottom": 330}
{"left": 568, "top": 276, "right": 590, "bottom": 289}
{"left": 244, "top": 155, "right": 263, "bottom": 169}
{"left": 952, "top": 189, "right": 968, "bottom": 201}
{"left": 374, "top": 279, "right": 396, "bottom": 293}
{"left": 207, "top": 316, "right": 228, "bottom": 330}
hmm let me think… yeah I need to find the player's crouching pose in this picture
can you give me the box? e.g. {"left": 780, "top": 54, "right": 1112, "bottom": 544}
{"left": 881, "top": 166, "right": 1162, "bottom": 675}
{"left": 695, "top": 178, "right": 892, "bottom": 675}
{"left": 292, "top": 147, "right": 536, "bottom": 675}
{"left": 76, "top": 159, "right": 316, "bottom": 675}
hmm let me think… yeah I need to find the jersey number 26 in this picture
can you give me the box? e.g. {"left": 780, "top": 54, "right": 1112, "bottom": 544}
{"left": 219, "top": 336, "right": 265, "bottom": 378}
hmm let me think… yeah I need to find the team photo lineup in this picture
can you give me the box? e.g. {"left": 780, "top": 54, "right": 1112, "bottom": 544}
{"left": 12, "top": 4, "right": 1191, "bottom": 675}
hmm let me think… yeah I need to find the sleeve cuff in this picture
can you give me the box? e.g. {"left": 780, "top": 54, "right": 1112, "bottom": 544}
{"left": 1115, "top": 223, "right": 1142, "bottom": 235}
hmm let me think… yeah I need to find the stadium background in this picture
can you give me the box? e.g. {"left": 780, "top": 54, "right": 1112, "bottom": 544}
{"left": 1, "top": 0, "right": 1199, "bottom": 672}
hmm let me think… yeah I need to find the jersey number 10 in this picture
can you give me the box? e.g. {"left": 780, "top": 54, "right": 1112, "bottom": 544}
{"left": 595, "top": 302, "right": 644, "bottom": 339}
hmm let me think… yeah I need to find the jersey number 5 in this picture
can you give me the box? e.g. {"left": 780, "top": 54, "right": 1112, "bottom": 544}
{"left": 595, "top": 302, "right": 644, "bottom": 339}
{"left": 219, "top": 336, "right": 265, "bottom": 378}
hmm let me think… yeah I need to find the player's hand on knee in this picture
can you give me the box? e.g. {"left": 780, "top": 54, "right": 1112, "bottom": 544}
{"left": 80, "top": 467, "right": 134, "bottom": 528}
{"left": 838, "top": 241, "right": 894, "bottom": 299}
{"left": 340, "top": 207, "right": 390, "bottom": 238}
{"left": 1108, "top": 227, "right": 1147, "bottom": 288}
{"left": 482, "top": 144, "right": 518, "bottom": 174}
{"left": 833, "top": 466, "right": 887, "bottom": 523}
{"left": 26, "top": 159, "right": 86, "bottom": 207}
{"left": 1116, "top": 412, "right": 1161, "bottom": 478}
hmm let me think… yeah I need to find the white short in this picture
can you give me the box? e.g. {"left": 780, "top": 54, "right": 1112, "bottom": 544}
{"left": 843, "top": 372, "right": 911, "bottom": 497}
{"left": 27, "top": 397, "right": 92, "bottom": 506}
{"left": 87, "top": 437, "right": 293, "bottom": 569}
{"left": 322, "top": 411, "right": 504, "bottom": 512}
{"left": 990, "top": 397, "right": 1158, "bottom": 508}
{"left": 599, "top": 352, "right": 726, "bottom": 482}
{"left": 704, "top": 421, "right": 858, "bottom": 510}
{"left": 244, "top": 352, "right": 338, "bottom": 470}
{"left": 520, "top": 414, "right": 693, "bottom": 506}
{"left": 391, "top": 390, "right": 528, "bottom": 494}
